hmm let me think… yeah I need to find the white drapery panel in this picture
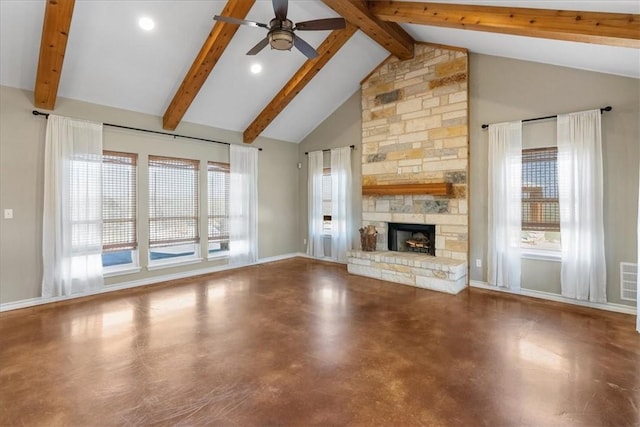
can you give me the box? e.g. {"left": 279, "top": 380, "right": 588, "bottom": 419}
{"left": 488, "top": 121, "right": 522, "bottom": 290}
{"left": 306, "top": 150, "right": 325, "bottom": 258}
{"left": 42, "top": 115, "right": 104, "bottom": 298}
{"left": 557, "top": 110, "right": 606, "bottom": 302}
{"left": 229, "top": 145, "right": 258, "bottom": 265}
{"left": 330, "top": 146, "right": 352, "bottom": 263}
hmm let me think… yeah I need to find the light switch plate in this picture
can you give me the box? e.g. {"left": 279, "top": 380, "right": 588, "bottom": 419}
{"left": 4, "top": 209, "right": 13, "bottom": 219}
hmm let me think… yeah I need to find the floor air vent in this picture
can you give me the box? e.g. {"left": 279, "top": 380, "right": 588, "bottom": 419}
{"left": 620, "top": 262, "right": 637, "bottom": 302}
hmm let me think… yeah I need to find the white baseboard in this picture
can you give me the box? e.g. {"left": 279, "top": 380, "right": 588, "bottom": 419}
{"left": 0, "top": 253, "right": 301, "bottom": 312}
{"left": 294, "top": 252, "right": 347, "bottom": 265}
{"left": 8, "top": 259, "right": 631, "bottom": 317}
{"left": 470, "top": 280, "right": 637, "bottom": 315}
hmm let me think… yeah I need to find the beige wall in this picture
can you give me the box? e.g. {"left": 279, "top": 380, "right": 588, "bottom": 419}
{"left": 469, "top": 54, "right": 639, "bottom": 305}
{"left": 301, "top": 54, "right": 639, "bottom": 306}
{"left": 0, "top": 86, "right": 300, "bottom": 304}
{"left": 298, "top": 90, "right": 363, "bottom": 253}
{"left": 2, "top": 53, "right": 638, "bottom": 306}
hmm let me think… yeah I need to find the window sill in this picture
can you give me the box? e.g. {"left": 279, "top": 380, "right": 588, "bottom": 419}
{"left": 207, "top": 252, "right": 229, "bottom": 261}
{"left": 147, "top": 256, "right": 203, "bottom": 271}
{"left": 103, "top": 265, "right": 142, "bottom": 278}
{"left": 522, "top": 249, "right": 561, "bottom": 262}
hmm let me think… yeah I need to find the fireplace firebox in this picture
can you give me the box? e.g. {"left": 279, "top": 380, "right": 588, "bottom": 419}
{"left": 387, "top": 223, "right": 436, "bottom": 256}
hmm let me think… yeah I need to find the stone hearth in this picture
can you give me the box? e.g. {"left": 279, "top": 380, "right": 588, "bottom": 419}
{"left": 348, "top": 250, "right": 466, "bottom": 295}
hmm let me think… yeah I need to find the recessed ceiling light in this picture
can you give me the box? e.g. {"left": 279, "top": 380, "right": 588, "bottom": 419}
{"left": 250, "top": 63, "right": 263, "bottom": 74}
{"left": 138, "top": 16, "right": 155, "bottom": 31}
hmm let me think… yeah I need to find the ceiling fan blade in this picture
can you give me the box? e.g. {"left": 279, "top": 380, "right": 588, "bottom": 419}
{"left": 213, "top": 15, "right": 268, "bottom": 29}
{"left": 272, "top": 0, "right": 288, "bottom": 21}
{"left": 295, "top": 18, "right": 346, "bottom": 31}
{"left": 246, "top": 37, "right": 270, "bottom": 55}
{"left": 293, "top": 35, "right": 319, "bottom": 59}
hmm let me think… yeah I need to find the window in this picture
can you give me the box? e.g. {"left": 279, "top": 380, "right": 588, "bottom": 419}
{"left": 102, "top": 151, "right": 138, "bottom": 270}
{"left": 521, "top": 147, "right": 561, "bottom": 251}
{"left": 148, "top": 156, "right": 200, "bottom": 264}
{"left": 207, "top": 162, "right": 229, "bottom": 256}
{"left": 322, "top": 168, "right": 332, "bottom": 235}
{"left": 69, "top": 152, "right": 102, "bottom": 261}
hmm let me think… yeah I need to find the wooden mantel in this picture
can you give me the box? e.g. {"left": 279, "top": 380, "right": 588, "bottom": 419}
{"left": 362, "top": 183, "right": 451, "bottom": 196}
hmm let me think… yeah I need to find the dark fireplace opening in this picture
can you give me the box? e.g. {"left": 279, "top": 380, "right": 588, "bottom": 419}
{"left": 388, "top": 223, "right": 436, "bottom": 256}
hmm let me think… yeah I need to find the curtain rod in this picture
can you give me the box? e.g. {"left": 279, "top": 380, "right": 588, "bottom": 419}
{"left": 304, "top": 145, "right": 355, "bottom": 155}
{"left": 481, "top": 106, "right": 612, "bottom": 129}
{"left": 32, "top": 110, "right": 263, "bottom": 151}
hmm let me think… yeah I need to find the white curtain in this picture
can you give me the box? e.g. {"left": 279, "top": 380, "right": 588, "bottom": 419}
{"left": 330, "top": 146, "right": 352, "bottom": 263}
{"left": 488, "top": 121, "right": 522, "bottom": 290}
{"left": 306, "top": 150, "right": 325, "bottom": 258}
{"left": 229, "top": 145, "right": 258, "bottom": 265}
{"left": 42, "top": 115, "right": 104, "bottom": 298}
{"left": 557, "top": 110, "right": 606, "bottom": 302}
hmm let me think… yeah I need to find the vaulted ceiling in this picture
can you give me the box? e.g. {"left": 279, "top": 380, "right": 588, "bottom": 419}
{"left": 1, "top": 1, "right": 638, "bottom": 143}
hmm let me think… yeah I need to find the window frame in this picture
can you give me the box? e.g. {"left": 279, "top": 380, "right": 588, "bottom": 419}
{"left": 147, "top": 155, "right": 202, "bottom": 269}
{"left": 101, "top": 150, "right": 141, "bottom": 276}
{"left": 207, "top": 161, "right": 230, "bottom": 260}
{"left": 520, "top": 146, "right": 561, "bottom": 258}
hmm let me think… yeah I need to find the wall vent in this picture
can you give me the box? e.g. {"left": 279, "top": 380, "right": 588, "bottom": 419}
{"left": 620, "top": 262, "right": 637, "bottom": 302}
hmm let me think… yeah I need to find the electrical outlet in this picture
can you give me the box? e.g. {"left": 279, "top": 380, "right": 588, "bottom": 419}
{"left": 475, "top": 259, "right": 482, "bottom": 268}
{"left": 3, "top": 209, "right": 13, "bottom": 219}
{"left": 303, "top": 238, "right": 307, "bottom": 245}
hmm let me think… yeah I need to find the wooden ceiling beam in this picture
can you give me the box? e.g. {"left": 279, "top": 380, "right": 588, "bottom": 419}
{"left": 163, "top": 0, "right": 255, "bottom": 130}
{"left": 370, "top": 1, "right": 640, "bottom": 49}
{"left": 322, "top": 0, "right": 414, "bottom": 60}
{"left": 34, "top": 0, "right": 76, "bottom": 110}
{"left": 243, "top": 23, "right": 358, "bottom": 143}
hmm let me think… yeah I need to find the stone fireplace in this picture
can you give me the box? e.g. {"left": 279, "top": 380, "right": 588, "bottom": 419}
{"left": 347, "top": 43, "right": 469, "bottom": 295}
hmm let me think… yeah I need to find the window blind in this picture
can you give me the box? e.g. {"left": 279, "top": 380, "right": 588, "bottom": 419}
{"left": 207, "top": 162, "right": 229, "bottom": 243}
{"left": 102, "top": 151, "right": 137, "bottom": 252}
{"left": 522, "top": 147, "right": 560, "bottom": 231}
{"left": 148, "top": 155, "right": 200, "bottom": 248}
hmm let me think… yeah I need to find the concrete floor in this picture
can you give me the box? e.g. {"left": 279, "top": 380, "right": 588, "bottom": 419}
{"left": 1, "top": 258, "right": 638, "bottom": 426}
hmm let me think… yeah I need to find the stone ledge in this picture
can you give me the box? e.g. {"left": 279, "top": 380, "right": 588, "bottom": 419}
{"left": 347, "top": 250, "right": 467, "bottom": 295}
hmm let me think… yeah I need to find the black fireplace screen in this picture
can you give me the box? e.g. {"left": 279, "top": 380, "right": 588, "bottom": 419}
{"left": 387, "top": 223, "right": 436, "bottom": 256}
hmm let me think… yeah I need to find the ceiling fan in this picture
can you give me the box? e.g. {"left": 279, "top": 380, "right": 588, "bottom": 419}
{"left": 213, "top": 0, "right": 346, "bottom": 59}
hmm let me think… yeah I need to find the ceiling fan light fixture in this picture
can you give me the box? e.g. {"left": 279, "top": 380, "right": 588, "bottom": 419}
{"left": 268, "top": 30, "right": 294, "bottom": 51}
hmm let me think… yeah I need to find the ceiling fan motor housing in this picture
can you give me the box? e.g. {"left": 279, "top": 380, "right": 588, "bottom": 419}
{"left": 268, "top": 19, "right": 294, "bottom": 51}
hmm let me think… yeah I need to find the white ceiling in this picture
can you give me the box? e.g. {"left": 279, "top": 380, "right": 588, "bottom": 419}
{"left": 1, "top": 0, "right": 638, "bottom": 143}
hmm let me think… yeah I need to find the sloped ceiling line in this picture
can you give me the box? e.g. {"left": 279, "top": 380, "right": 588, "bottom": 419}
{"left": 370, "top": 1, "right": 640, "bottom": 48}
{"left": 243, "top": 23, "right": 359, "bottom": 143}
{"left": 34, "top": 0, "right": 76, "bottom": 110}
{"left": 322, "top": 0, "right": 415, "bottom": 59}
{"left": 162, "top": 0, "right": 255, "bottom": 131}
{"left": 26, "top": 1, "right": 638, "bottom": 143}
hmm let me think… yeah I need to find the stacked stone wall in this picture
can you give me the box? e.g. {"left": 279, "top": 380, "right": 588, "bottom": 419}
{"left": 361, "top": 44, "right": 469, "bottom": 261}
